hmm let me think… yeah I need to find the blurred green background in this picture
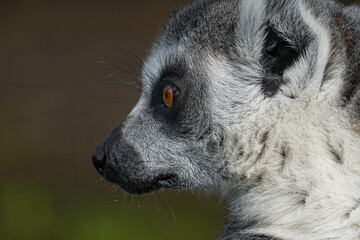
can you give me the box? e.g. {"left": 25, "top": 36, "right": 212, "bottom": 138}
{"left": 0, "top": 0, "right": 358, "bottom": 239}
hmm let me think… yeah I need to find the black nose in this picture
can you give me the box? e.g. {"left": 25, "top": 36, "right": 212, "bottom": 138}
{"left": 92, "top": 124, "right": 124, "bottom": 178}
{"left": 92, "top": 144, "right": 106, "bottom": 175}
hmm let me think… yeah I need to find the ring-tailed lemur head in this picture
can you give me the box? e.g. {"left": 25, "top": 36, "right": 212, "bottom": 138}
{"left": 93, "top": 0, "right": 360, "bottom": 238}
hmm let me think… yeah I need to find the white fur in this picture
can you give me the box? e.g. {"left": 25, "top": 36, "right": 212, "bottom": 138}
{"left": 206, "top": 1, "right": 360, "bottom": 239}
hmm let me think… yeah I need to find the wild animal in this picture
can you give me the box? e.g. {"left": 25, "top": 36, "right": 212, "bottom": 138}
{"left": 92, "top": 0, "right": 360, "bottom": 239}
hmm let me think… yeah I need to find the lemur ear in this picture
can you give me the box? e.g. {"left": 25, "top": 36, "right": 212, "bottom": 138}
{"left": 263, "top": 28, "right": 299, "bottom": 76}
{"left": 260, "top": 27, "right": 301, "bottom": 97}
{"left": 260, "top": 1, "right": 335, "bottom": 99}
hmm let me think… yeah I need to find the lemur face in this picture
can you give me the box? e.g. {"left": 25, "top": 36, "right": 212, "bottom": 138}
{"left": 92, "top": 0, "right": 347, "bottom": 195}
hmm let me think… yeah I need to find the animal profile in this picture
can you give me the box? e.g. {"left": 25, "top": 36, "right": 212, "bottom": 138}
{"left": 92, "top": 0, "right": 360, "bottom": 239}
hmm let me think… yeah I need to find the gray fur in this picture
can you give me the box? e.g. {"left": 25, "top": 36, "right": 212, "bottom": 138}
{"left": 93, "top": 0, "right": 360, "bottom": 239}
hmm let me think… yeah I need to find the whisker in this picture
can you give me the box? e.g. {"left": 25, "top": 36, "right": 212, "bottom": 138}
{"left": 99, "top": 61, "right": 141, "bottom": 79}
{"left": 99, "top": 49, "right": 145, "bottom": 91}
{"left": 151, "top": 194, "right": 162, "bottom": 215}
{"left": 109, "top": 73, "right": 142, "bottom": 90}
{"left": 112, "top": 48, "right": 144, "bottom": 69}
{"left": 155, "top": 192, "right": 177, "bottom": 223}
{"left": 112, "top": 48, "right": 156, "bottom": 79}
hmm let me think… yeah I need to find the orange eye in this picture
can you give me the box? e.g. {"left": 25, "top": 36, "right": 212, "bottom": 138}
{"left": 162, "top": 85, "right": 178, "bottom": 108}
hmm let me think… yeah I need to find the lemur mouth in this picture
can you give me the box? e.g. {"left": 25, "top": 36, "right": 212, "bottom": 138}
{"left": 111, "top": 170, "right": 180, "bottom": 195}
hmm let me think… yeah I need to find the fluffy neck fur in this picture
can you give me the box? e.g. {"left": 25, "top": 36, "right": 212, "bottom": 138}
{"left": 219, "top": 5, "right": 360, "bottom": 240}
{"left": 226, "top": 107, "right": 360, "bottom": 239}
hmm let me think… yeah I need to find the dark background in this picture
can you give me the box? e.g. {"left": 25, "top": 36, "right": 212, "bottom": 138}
{"left": 0, "top": 1, "right": 358, "bottom": 239}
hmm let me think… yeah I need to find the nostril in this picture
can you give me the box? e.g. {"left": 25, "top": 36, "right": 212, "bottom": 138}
{"left": 92, "top": 146, "right": 107, "bottom": 175}
{"left": 92, "top": 155, "right": 105, "bottom": 175}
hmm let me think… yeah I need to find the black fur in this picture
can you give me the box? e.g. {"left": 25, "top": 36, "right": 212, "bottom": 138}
{"left": 222, "top": 216, "right": 282, "bottom": 240}
{"left": 260, "top": 28, "right": 301, "bottom": 97}
{"left": 297, "top": 190, "right": 309, "bottom": 205}
{"left": 280, "top": 145, "right": 289, "bottom": 170}
{"left": 328, "top": 143, "right": 343, "bottom": 164}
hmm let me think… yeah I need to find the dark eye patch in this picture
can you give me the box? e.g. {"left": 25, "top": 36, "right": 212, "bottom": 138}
{"left": 149, "top": 59, "right": 187, "bottom": 118}
{"left": 260, "top": 27, "right": 301, "bottom": 97}
{"left": 150, "top": 74, "right": 184, "bottom": 120}
{"left": 148, "top": 63, "right": 210, "bottom": 137}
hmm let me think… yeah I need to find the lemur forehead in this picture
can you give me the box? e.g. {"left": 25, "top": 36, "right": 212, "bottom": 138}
{"left": 140, "top": 44, "right": 189, "bottom": 89}
{"left": 161, "top": 0, "right": 240, "bottom": 52}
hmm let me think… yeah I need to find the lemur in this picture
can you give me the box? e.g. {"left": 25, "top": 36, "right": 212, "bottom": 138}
{"left": 92, "top": 0, "right": 360, "bottom": 239}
